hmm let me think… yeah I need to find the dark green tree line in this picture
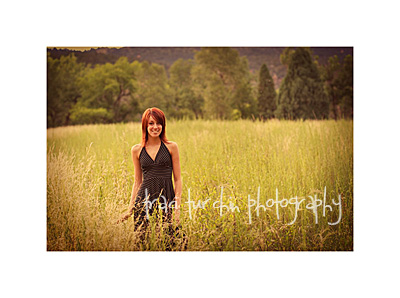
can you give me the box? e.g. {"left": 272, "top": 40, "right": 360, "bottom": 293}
{"left": 47, "top": 47, "right": 353, "bottom": 127}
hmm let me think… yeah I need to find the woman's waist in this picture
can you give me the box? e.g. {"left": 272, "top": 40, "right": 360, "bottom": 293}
{"left": 142, "top": 169, "right": 173, "bottom": 180}
{"left": 142, "top": 175, "right": 172, "bottom": 181}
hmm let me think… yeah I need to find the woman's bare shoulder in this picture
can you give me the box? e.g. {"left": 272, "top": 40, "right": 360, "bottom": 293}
{"left": 166, "top": 140, "right": 178, "bottom": 146}
{"left": 131, "top": 144, "right": 142, "bottom": 155}
{"left": 165, "top": 141, "right": 179, "bottom": 154}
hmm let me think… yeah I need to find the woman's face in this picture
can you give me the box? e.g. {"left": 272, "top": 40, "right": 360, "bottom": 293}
{"left": 147, "top": 115, "right": 162, "bottom": 138}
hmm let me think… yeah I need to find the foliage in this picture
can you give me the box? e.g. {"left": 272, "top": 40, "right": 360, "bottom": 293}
{"left": 47, "top": 53, "right": 85, "bottom": 127}
{"left": 169, "top": 59, "right": 203, "bottom": 119}
{"left": 232, "top": 80, "right": 258, "bottom": 119}
{"left": 276, "top": 47, "right": 329, "bottom": 120}
{"left": 47, "top": 47, "right": 353, "bottom": 127}
{"left": 132, "top": 60, "right": 172, "bottom": 114}
{"left": 319, "top": 54, "right": 353, "bottom": 119}
{"left": 48, "top": 47, "right": 353, "bottom": 90}
{"left": 280, "top": 47, "right": 295, "bottom": 68}
{"left": 69, "top": 105, "right": 113, "bottom": 125}
{"left": 77, "top": 57, "right": 139, "bottom": 123}
{"left": 337, "top": 55, "right": 353, "bottom": 118}
{"left": 257, "top": 64, "right": 277, "bottom": 119}
{"left": 192, "top": 48, "right": 256, "bottom": 119}
{"left": 319, "top": 55, "right": 341, "bottom": 119}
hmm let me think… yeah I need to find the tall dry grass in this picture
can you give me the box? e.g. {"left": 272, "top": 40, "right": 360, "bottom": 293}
{"left": 47, "top": 119, "right": 353, "bottom": 251}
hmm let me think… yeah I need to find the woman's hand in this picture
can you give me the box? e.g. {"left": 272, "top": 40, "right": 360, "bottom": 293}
{"left": 116, "top": 207, "right": 133, "bottom": 224}
{"left": 174, "top": 206, "right": 180, "bottom": 224}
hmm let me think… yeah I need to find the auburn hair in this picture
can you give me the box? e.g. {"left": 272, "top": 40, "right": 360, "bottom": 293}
{"left": 140, "top": 107, "right": 169, "bottom": 147}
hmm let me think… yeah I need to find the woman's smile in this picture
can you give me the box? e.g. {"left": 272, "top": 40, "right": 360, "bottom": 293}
{"left": 149, "top": 126, "right": 161, "bottom": 134}
{"left": 148, "top": 116, "right": 162, "bottom": 137}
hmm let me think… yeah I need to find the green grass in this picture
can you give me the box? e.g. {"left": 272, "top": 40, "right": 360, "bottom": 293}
{"left": 47, "top": 119, "right": 353, "bottom": 251}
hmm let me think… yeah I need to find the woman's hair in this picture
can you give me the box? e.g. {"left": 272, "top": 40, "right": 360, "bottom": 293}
{"left": 141, "top": 107, "right": 169, "bottom": 146}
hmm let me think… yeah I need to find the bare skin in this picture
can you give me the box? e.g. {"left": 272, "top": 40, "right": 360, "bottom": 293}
{"left": 117, "top": 116, "right": 182, "bottom": 224}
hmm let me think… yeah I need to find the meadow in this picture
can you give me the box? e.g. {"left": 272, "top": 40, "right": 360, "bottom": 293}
{"left": 47, "top": 119, "right": 353, "bottom": 251}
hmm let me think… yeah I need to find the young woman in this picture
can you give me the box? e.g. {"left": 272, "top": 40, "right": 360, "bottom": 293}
{"left": 118, "top": 107, "right": 182, "bottom": 227}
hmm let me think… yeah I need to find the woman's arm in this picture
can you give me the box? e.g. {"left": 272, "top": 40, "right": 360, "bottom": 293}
{"left": 170, "top": 142, "right": 182, "bottom": 224}
{"left": 117, "top": 144, "right": 143, "bottom": 223}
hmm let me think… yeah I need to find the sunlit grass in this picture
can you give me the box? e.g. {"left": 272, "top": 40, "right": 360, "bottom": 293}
{"left": 47, "top": 119, "right": 353, "bottom": 251}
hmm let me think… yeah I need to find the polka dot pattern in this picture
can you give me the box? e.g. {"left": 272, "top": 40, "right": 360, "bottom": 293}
{"left": 135, "top": 141, "right": 175, "bottom": 215}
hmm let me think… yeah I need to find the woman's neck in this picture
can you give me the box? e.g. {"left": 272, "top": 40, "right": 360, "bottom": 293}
{"left": 146, "top": 136, "right": 161, "bottom": 146}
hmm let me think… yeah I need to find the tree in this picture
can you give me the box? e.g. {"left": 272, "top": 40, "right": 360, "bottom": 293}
{"left": 192, "top": 47, "right": 255, "bottom": 119}
{"left": 169, "top": 59, "right": 203, "bottom": 119}
{"left": 280, "top": 47, "right": 295, "bottom": 68}
{"left": 257, "top": 63, "right": 277, "bottom": 119}
{"left": 232, "top": 79, "right": 257, "bottom": 119}
{"left": 337, "top": 55, "right": 353, "bottom": 118}
{"left": 320, "top": 55, "right": 341, "bottom": 120}
{"left": 232, "top": 57, "right": 257, "bottom": 119}
{"left": 320, "top": 54, "right": 353, "bottom": 119}
{"left": 75, "top": 57, "right": 139, "bottom": 123}
{"left": 47, "top": 53, "right": 85, "bottom": 127}
{"left": 275, "top": 47, "right": 329, "bottom": 120}
{"left": 133, "top": 61, "right": 172, "bottom": 114}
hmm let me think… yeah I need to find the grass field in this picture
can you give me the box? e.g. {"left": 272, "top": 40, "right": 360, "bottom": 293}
{"left": 47, "top": 119, "right": 353, "bottom": 251}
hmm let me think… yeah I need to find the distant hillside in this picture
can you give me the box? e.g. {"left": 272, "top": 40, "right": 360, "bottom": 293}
{"left": 47, "top": 46, "right": 353, "bottom": 88}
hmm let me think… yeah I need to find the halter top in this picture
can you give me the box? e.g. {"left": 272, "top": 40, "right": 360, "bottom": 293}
{"left": 135, "top": 141, "right": 175, "bottom": 212}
